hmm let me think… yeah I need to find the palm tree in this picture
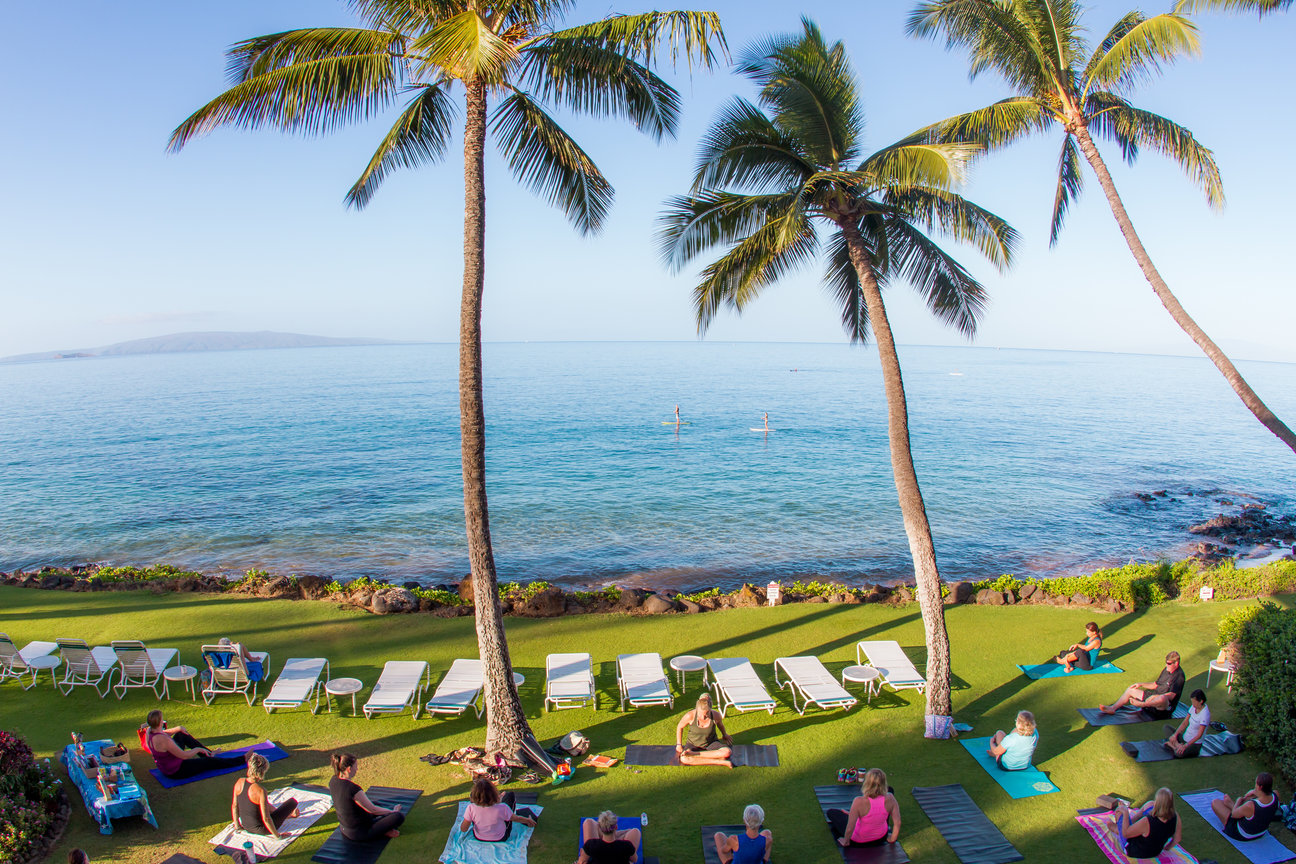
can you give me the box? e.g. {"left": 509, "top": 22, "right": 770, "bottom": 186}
{"left": 169, "top": 0, "right": 724, "bottom": 761}
{"left": 1174, "top": 0, "right": 1291, "bottom": 13}
{"left": 908, "top": 0, "right": 1296, "bottom": 455}
{"left": 659, "top": 18, "right": 1018, "bottom": 720}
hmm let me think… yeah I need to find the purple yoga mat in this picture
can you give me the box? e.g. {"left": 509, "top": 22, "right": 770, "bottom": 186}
{"left": 149, "top": 741, "right": 287, "bottom": 788}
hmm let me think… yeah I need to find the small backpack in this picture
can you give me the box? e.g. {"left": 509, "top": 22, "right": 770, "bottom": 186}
{"left": 559, "top": 731, "right": 590, "bottom": 757}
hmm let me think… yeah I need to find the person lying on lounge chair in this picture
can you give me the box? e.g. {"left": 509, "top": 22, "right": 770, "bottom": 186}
{"left": 460, "top": 776, "right": 537, "bottom": 843}
{"left": 1054, "top": 622, "right": 1102, "bottom": 673}
{"left": 1105, "top": 788, "right": 1181, "bottom": 860}
{"left": 675, "top": 693, "right": 733, "bottom": 767}
{"left": 1163, "top": 690, "right": 1210, "bottom": 758}
{"left": 988, "top": 711, "right": 1038, "bottom": 771}
{"left": 1099, "top": 652, "right": 1184, "bottom": 717}
{"left": 231, "top": 752, "right": 298, "bottom": 838}
{"left": 576, "top": 811, "right": 640, "bottom": 864}
{"left": 215, "top": 637, "right": 264, "bottom": 681}
{"left": 827, "top": 768, "right": 901, "bottom": 846}
{"left": 1211, "top": 773, "right": 1282, "bottom": 842}
{"left": 144, "top": 709, "right": 247, "bottom": 780}
{"left": 714, "top": 804, "right": 773, "bottom": 863}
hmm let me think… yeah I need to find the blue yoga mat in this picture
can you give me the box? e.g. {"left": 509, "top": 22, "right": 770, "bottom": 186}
{"left": 958, "top": 737, "right": 1058, "bottom": 798}
{"left": 577, "top": 816, "right": 644, "bottom": 859}
{"left": 1016, "top": 662, "right": 1122, "bottom": 680}
{"left": 149, "top": 741, "right": 287, "bottom": 788}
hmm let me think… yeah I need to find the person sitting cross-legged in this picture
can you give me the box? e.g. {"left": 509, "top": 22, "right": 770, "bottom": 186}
{"left": 1099, "top": 652, "right": 1185, "bottom": 718}
{"left": 989, "top": 710, "right": 1038, "bottom": 771}
{"left": 675, "top": 693, "right": 733, "bottom": 768}
{"left": 328, "top": 752, "right": 404, "bottom": 842}
{"left": 460, "top": 776, "right": 537, "bottom": 843}
{"left": 827, "top": 768, "right": 901, "bottom": 847}
{"left": 1163, "top": 689, "right": 1210, "bottom": 758}
{"left": 1106, "top": 788, "right": 1181, "bottom": 861}
{"left": 576, "top": 811, "right": 640, "bottom": 864}
{"left": 231, "top": 752, "right": 298, "bottom": 838}
{"left": 143, "top": 709, "right": 247, "bottom": 780}
{"left": 1211, "top": 773, "right": 1282, "bottom": 842}
{"left": 713, "top": 804, "right": 773, "bottom": 863}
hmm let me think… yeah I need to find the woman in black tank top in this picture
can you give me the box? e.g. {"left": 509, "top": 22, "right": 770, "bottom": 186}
{"left": 1214, "top": 773, "right": 1282, "bottom": 842}
{"left": 230, "top": 753, "right": 298, "bottom": 838}
{"left": 1112, "top": 788, "right": 1181, "bottom": 860}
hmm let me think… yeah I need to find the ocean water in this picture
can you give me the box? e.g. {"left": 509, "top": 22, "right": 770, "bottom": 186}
{"left": 0, "top": 342, "right": 1293, "bottom": 590}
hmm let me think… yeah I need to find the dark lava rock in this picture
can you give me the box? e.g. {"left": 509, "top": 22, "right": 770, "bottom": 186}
{"left": 976, "top": 588, "right": 1005, "bottom": 606}
{"left": 642, "top": 594, "right": 678, "bottom": 614}
{"left": 518, "top": 586, "right": 566, "bottom": 618}
{"left": 616, "top": 588, "right": 649, "bottom": 610}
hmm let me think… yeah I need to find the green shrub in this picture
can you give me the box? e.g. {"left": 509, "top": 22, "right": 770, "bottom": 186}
{"left": 679, "top": 587, "right": 721, "bottom": 603}
{"left": 500, "top": 581, "right": 552, "bottom": 603}
{"left": 1231, "top": 602, "right": 1296, "bottom": 786}
{"left": 0, "top": 731, "right": 61, "bottom": 863}
{"left": 787, "top": 580, "right": 849, "bottom": 598}
{"left": 572, "top": 586, "right": 621, "bottom": 605}
{"left": 90, "top": 564, "right": 203, "bottom": 584}
{"left": 411, "top": 587, "right": 467, "bottom": 606}
{"left": 1217, "top": 603, "right": 1266, "bottom": 648}
{"left": 1180, "top": 560, "right": 1296, "bottom": 602}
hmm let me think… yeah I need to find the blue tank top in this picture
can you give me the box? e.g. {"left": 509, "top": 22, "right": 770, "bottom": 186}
{"left": 733, "top": 832, "right": 766, "bottom": 864}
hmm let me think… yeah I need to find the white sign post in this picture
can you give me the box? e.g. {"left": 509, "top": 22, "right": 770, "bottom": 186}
{"left": 767, "top": 582, "right": 781, "bottom": 606}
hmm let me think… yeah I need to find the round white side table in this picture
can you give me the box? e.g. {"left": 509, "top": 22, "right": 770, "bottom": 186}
{"left": 164, "top": 665, "right": 199, "bottom": 701}
{"left": 841, "top": 665, "right": 881, "bottom": 702}
{"left": 27, "top": 655, "right": 61, "bottom": 689}
{"left": 326, "top": 678, "right": 364, "bottom": 716}
{"left": 669, "top": 655, "right": 707, "bottom": 693}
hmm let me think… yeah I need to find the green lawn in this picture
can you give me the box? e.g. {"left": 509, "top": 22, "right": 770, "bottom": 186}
{"left": 1, "top": 585, "right": 1290, "bottom": 864}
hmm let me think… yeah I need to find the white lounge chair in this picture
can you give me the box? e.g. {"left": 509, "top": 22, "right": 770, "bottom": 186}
{"left": 55, "top": 638, "right": 118, "bottom": 698}
{"left": 200, "top": 644, "right": 272, "bottom": 707}
{"left": 773, "top": 656, "right": 857, "bottom": 714}
{"left": 856, "top": 641, "right": 926, "bottom": 694}
{"left": 707, "top": 657, "right": 776, "bottom": 715}
{"left": 425, "top": 659, "right": 485, "bottom": 718}
{"left": 616, "top": 653, "right": 674, "bottom": 712}
{"left": 363, "top": 661, "right": 430, "bottom": 720}
{"left": 262, "top": 657, "right": 329, "bottom": 714}
{"left": 111, "top": 640, "right": 179, "bottom": 699}
{"left": 545, "top": 653, "right": 596, "bottom": 711}
{"left": 0, "top": 634, "right": 58, "bottom": 690}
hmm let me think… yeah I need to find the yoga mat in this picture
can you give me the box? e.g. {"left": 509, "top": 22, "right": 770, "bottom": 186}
{"left": 1120, "top": 732, "right": 1241, "bottom": 763}
{"left": 1180, "top": 790, "right": 1296, "bottom": 864}
{"left": 149, "top": 742, "right": 287, "bottom": 788}
{"left": 813, "top": 786, "right": 911, "bottom": 864}
{"left": 161, "top": 856, "right": 207, "bottom": 864}
{"left": 957, "top": 737, "right": 1058, "bottom": 798}
{"left": 911, "top": 784, "right": 1023, "bottom": 864}
{"left": 1074, "top": 809, "right": 1199, "bottom": 864}
{"left": 1078, "top": 703, "right": 1189, "bottom": 727}
{"left": 311, "top": 787, "right": 422, "bottom": 864}
{"left": 1017, "top": 662, "right": 1123, "bottom": 680}
{"left": 211, "top": 785, "right": 332, "bottom": 859}
{"left": 577, "top": 816, "right": 645, "bottom": 860}
{"left": 624, "top": 744, "right": 779, "bottom": 767}
{"left": 437, "top": 801, "right": 543, "bottom": 864}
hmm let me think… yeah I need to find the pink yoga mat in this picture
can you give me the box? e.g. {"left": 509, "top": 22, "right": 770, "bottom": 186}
{"left": 1075, "top": 812, "right": 1199, "bottom": 864}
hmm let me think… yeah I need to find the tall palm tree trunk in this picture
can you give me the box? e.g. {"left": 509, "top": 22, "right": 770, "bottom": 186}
{"left": 1071, "top": 126, "right": 1296, "bottom": 455}
{"left": 460, "top": 77, "right": 533, "bottom": 760}
{"left": 840, "top": 220, "right": 953, "bottom": 718}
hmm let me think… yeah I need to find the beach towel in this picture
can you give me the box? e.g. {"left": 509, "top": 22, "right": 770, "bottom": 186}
{"left": 1180, "top": 790, "right": 1296, "bottom": 864}
{"left": 1120, "top": 732, "right": 1243, "bottom": 763}
{"left": 957, "top": 737, "right": 1058, "bottom": 798}
{"left": 149, "top": 742, "right": 288, "bottom": 788}
{"left": 1074, "top": 809, "right": 1199, "bottom": 864}
{"left": 812, "top": 786, "right": 911, "bottom": 864}
{"left": 1078, "top": 703, "right": 1189, "bottom": 727}
{"left": 623, "top": 744, "right": 779, "bottom": 767}
{"left": 311, "top": 787, "right": 422, "bottom": 864}
{"left": 211, "top": 785, "right": 333, "bottom": 859}
{"left": 1017, "top": 662, "right": 1123, "bottom": 680}
{"left": 438, "top": 801, "right": 543, "bottom": 864}
{"left": 911, "top": 784, "right": 1023, "bottom": 864}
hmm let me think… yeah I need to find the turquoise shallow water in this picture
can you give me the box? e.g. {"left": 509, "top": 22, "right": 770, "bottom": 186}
{"left": 0, "top": 342, "right": 1292, "bottom": 589}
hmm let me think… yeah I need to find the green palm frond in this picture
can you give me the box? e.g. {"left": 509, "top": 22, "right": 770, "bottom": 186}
{"left": 861, "top": 138, "right": 982, "bottom": 190}
{"left": 170, "top": 32, "right": 403, "bottom": 151}
{"left": 1019, "top": 0, "right": 1088, "bottom": 80}
{"left": 693, "top": 98, "right": 815, "bottom": 194}
{"left": 1048, "top": 134, "right": 1084, "bottom": 245}
{"left": 345, "top": 0, "right": 465, "bottom": 32}
{"left": 918, "top": 97, "right": 1051, "bottom": 150}
{"left": 823, "top": 228, "right": 870, "bottom": 343}
{"left": 541, "top": 11, "right": 727, "bottom": 70}
{"left": 906, "top": 0, "right": 1053, "bottom": 93}
{"left": 1085, "top": 90, "right": 1139, "bottom": 163}
{"left": 1173, "top": 0, "right": 1292, "bottom": 15}
{"left": 224, "top": 28, "right": 406, "bottom": 84}
{"left": 692, "top": 206, "right": 819, "bottom": 333}
{"left": 516, "top": 39, "right": 679, "bottom": 141}
{"left": 1094, "top": 100, "right": 1224, "bottom": 209}
{"left": 658, "top": 191, "right": 801, "bottom": 272}
{"left": 345, "top": 83, "right": 456, "bottom": 209}
{"left": 491, "top": 90, "right": 613, "bottom": 235}
{"left": 411, "top": 10, "right": 518, "bottom": 82}
{"left": 884, "top": 186, "right": 1017, "bottom": 271}
{"left": 883, "top": 217, "right": 988, "bottom": 338}
{"left": 1082, "top": 12, "right": 1200, "bottom": 96}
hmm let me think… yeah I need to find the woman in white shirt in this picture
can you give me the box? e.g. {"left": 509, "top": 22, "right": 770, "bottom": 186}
{"left": 1164, "top": 689, "right": 1210, "bottom": 758}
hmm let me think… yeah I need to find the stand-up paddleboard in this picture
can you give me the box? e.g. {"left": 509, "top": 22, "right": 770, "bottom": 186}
{"left": 662, "top": 421, "right": 692, "bottom": 425}
{"left": 750, "top": 428, "right": 774, "bottom": 432}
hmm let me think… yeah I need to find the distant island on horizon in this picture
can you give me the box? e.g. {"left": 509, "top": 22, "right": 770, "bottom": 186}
{"left": 0, "top": 330, "right": 409, "bottom": 364}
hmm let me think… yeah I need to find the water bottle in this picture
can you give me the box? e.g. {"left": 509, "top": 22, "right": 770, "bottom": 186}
{"left": 242, "top": 841, "right": 258, "bottom": 864}
{"left": 640, "top": 811, "right": 648, "bottom": 827}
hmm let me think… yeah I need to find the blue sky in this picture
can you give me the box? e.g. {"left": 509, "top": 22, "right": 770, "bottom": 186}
{"left": 1, "top": 1, "right": 1292, "bottom": 361}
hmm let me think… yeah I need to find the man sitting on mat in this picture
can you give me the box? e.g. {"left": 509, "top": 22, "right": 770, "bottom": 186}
{"left": 827, "top": 768, "right": 901, "bottom": 847}
{"left": 1106, "top": 788, "right": 1181, "bottom": 860}
{"left": 988, "top": 710, "right": 1038, "bottom": 771}
{"left": 1210, "top": 772, "right": 1281, "bottom": 842}
{"left": 144, "top": 709, "right": 248, "bottom": 780}
{"left": 460, "top": 776, "right": 537, "bottom": 843}
{"left": 577, "top": 811, "right": 640, "bottom": 864}
{"left": 1163, "top": 689, "right": 1210, "bottom": 758}
{"left": 1099, "top": 651, "right": 1184, "bottom": 717}
{"left": 1054, "top": 622, "right": 1102, "bottom": 673}
{"left": 329, "top": 752, "right": 404, "bottom": 842}
{"left": 675, "top": 693, "right": 733, "bottom": 768}
{"left": 713, "top": 804, "right": 773, "bottom": 864}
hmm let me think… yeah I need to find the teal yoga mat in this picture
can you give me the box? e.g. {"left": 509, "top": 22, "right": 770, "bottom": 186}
{"left": 1016, "top": 662, "right": 1122, "bottom": 680}
{"left": 958, "top": 737, "right": 1059, "bottom": 798}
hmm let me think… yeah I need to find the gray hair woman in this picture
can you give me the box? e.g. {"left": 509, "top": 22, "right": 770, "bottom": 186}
{"left": 577, "top": 810, "right": 641, "bottom": 864}
{"left": 713, "top": 804, "right": 773, "bottom": 863}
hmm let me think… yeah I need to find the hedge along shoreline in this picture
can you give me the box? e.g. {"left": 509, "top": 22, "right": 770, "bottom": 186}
{"left": 3, "top": 557, "right": 1295, "bottom": 618}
